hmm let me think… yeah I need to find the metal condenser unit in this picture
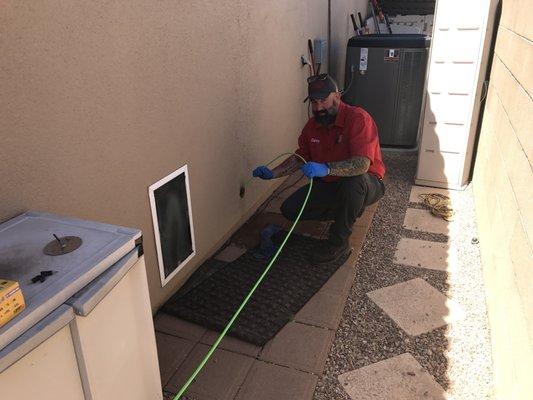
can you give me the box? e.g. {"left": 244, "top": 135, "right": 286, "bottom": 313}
{"left": 343, "top": 34, "right": 430, "bottom": 148}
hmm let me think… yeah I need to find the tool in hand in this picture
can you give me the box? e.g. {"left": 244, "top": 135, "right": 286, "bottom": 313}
{"left": 240, "top": 152, "right": 304, "bottom": 199}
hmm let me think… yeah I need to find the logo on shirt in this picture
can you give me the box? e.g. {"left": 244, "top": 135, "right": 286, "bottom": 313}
{"left": 310, "top": 138, "right": 320, "bottom": 144}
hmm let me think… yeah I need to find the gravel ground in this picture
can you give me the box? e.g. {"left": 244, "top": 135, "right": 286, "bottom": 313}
{"left": 313, "top": 152, "right": 494, "bottom": 400}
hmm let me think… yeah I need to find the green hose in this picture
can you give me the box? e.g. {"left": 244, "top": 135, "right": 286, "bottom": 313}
{"left": 174, "top": 152, "right": 311, "bottom": 399}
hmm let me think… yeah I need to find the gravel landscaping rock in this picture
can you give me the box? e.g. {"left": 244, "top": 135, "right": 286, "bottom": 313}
{"left": 313, "top": 152, "right": 493, "bottom": 400}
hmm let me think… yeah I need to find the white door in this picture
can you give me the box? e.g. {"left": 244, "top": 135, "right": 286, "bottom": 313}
{"left": 416, "top": 0, "right": 494, "bottom": 189}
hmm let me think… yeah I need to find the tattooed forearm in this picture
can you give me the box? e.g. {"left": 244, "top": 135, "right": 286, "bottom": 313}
{"left": 327, "top": 156, "right": 370, "bottom": 177}
{"left": 272, "top": 155, "right": 303, "bottom": 178}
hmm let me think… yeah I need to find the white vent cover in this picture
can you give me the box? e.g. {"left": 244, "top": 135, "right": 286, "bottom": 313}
{"left": 149, "top": 165, "right": 196, "bottom": 286}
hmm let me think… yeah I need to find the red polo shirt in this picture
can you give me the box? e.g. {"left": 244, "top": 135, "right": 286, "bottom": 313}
{"left": 296, "top": 101, "right": 385, "bottom": 182}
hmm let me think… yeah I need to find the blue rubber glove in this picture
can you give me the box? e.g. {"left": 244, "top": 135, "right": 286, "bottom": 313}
{"left": 301, "top": 162, "right": 329, "bottom": 178}
{"left": 253, "top": 165, "right": 274, "bottom": 180}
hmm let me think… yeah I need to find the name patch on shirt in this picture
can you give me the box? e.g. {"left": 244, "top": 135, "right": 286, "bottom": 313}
{"left": 310, "top": 138, "right": 320, "bottom": 143}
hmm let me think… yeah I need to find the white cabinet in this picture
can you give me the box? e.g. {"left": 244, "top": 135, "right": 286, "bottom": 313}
{"left": 0, "top": 306, "right": 85, "bottom": 400}
{"left": 68, "top": 252, "right": 162, "bottom": 400}
{"left": 0, "top": 212, "right": 162, "bottom": 400}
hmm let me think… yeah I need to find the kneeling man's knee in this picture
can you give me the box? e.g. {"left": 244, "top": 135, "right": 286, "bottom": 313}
{"left": 339, "top": 175, "right": 366, "bottom": 196}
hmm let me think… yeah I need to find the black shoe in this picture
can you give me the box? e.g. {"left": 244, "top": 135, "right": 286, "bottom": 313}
{"left": 311, "top": 240, "right": 351, "bottom": 265}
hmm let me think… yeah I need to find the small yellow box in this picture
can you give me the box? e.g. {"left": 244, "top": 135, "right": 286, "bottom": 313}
{"left": 0, "top": 279, "right": 26, "bottom": 328}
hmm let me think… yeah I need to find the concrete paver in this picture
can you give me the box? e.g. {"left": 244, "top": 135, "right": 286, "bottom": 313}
{"left": 355, "top": 208, "right": 376, "bottom": 228}
{"left": 348, "top": 225, "right": 370, "bottom": 254}
{"left": 236, "top": 360, "right": 318, "bottom": 400}
{"left": 158, "top": 175, "right": 382, "bottom": 399}
{"left": 165, "top": 343, "right": 254, "bottom": 399}
{"left": 403, "top": 208, "right": 450, "bottom": 235}
{"left": 259, "top": 322, "right": 334, "bottom": 374}
{"left": 321, "top": 265, "right": 356, "bottom": 297}
{"left": 214, "top": 243, "right": 247, "bottom": 262}
{"left": 199, "top": 329, "right": 261, "bottom": 357}
{"left": 154, "top": 313, "right": 206, "bottom": 341}
{"left": 156, "top": 332, "right": 195, "bottom": 386}
{"left": 295, "top": 290, "right": 346, "bottom": 330}
{"left": 367, "top": 278, "right": 464, "bottom": 336}
{"left": 394, "top": 237, "right": 457, "bottom": 272}
{"left": 338, "top": 353, "right": 446, "bottom": 399}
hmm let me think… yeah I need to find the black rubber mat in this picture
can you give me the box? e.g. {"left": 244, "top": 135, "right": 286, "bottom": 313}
{"left": 162, "top": 233, "right": 350, "bottom": 346}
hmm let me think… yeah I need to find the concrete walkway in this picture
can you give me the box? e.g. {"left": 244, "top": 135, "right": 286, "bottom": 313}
{"left": 154, "top": 171, "right": 378, "bottom": 400}
{"left": 155, "top": 153, "right": 493, "bottom": 399}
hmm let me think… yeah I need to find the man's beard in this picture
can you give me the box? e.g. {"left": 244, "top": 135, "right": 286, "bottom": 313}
{"left": 313, "top": 106, "right": 337, "bottom": 126}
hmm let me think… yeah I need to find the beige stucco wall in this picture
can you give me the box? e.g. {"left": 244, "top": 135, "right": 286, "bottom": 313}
{"left": 472, "top": 0, "right": 532, "bottom": 398}
{"left": 0, "top": 1, "right": 363, "bottom": 311}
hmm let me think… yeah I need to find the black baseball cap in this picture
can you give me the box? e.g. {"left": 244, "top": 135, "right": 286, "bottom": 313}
{"left": 307, "top": 74, "right": 339, "bottom": 100}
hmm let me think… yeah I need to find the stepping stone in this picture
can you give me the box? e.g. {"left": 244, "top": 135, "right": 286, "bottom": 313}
{"left": 165, "top": 343, "right": 254, "bottom": 398}
{"left": 154, "top": 313, "right": 206, "bottom": 341}
{"left": 367, "top": 278, "right": 464, "bottom": 336}
{"left": 295, "top": 290, "right": 346, "bottom": 330}
{"left": 403, "top": 208, "right": 449, "bottom": 235}
{"left": 214, "top": 243, "right": 247, "bottom": 262}
{"left": 409, "top": 185, "right": 455, "bottom": 204}
{"left": 259, "top": 322, "right": 334, "bottom": 374}
{"left": 338, "top": 353, "right": 445, "bottom": 399}
{"left": 199, "top": 330, "right": 261, "bottom": 357}
{"left": 235, "top": 360, "right": 317, "bottom": 400}
{"left": 394, "top": 237, "right": 457, "bottom": 272}
{"left": 156, "top": 332, "right": 195, "bottom": 386}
